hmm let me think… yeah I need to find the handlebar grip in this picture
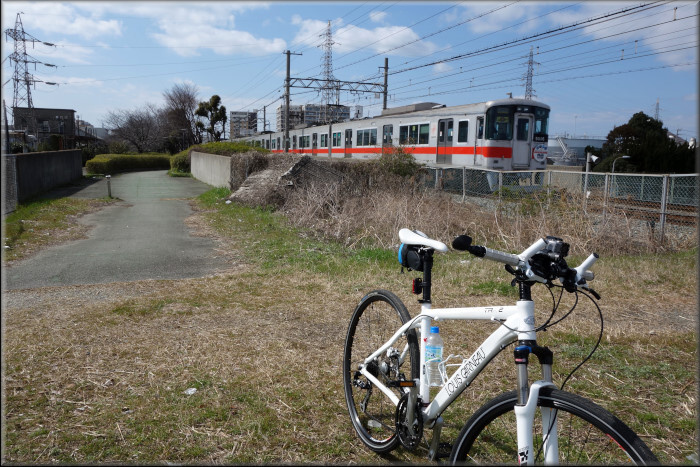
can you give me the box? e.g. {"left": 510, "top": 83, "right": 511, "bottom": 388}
{"left": 469, "top": 245, "right": 520, "bottom": 266}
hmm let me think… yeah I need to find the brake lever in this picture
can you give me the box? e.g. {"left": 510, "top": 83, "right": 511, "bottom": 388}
{"left": 587, "top": 288, "right": 601, "bottom": 300}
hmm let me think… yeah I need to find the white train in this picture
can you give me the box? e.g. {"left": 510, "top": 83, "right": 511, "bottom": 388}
{"left": 236, "top": 97, "right": 550, "bottom": 171}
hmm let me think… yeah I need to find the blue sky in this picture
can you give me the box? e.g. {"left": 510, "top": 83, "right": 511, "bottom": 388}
{"left": 1, "top": 1, "right": 697, "bottom": 141}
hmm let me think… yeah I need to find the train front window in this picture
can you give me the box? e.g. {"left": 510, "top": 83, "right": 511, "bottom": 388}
{"left": 534, "top": 107, "right": 549, "bottom": 138}
{"left": 485, "top": 106, "right": 513, "bottom": 141}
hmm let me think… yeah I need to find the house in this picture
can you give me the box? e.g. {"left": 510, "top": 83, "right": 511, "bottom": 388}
{"left": 12, "top": 107, "right": 76, "bottom": 150}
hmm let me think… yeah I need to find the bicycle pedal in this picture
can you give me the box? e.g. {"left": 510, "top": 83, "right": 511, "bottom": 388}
{"left": 435, "top": 442, "right": 452, "bottom": 460}
{"left": 387, "top": 379, "right": 416, "bottom": 388}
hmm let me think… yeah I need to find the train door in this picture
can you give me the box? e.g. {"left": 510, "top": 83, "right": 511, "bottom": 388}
{"left": 513, "top": 114, "right": 533, "bottom": 168}
{"left": 312, "top": 133, "right": 318, "bottom": 152}
{"left": 474, "top": 116, "right": 485, "bottom": 166}
{"left": 437, "top": 119, "right": 453, "bottom": 164}
{"left": 382, "top": 124, "right": 393, "bottom": 147}
{"left": 344, "top": 129, "right": 353, "bottom": 157}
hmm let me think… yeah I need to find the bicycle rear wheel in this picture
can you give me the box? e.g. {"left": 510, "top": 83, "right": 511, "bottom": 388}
{"left": 343, "top": 290, "right": 419, "bottom": 453}
{"left": 449, "top": 387, "right": 658, "bottom": 465}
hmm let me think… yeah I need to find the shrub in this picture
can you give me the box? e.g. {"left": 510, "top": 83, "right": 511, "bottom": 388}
{"left": 375, "top": 145, "right": 421, "bottom": 178}
{"left": 170, "top": 150, "right": 190, "bottom": 173}
{"left": 108, "top": 141, "right": 131, "bottom": 154}
{"left": 192, "top": 141, "right": 269, "bottom": 156}
{"left": 85, "top": 153, "right": 172, "bottom": 174}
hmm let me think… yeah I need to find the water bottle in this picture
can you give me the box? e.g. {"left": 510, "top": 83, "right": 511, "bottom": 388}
{"left": 425, "top": 326, "right": 444, "bottom": 387}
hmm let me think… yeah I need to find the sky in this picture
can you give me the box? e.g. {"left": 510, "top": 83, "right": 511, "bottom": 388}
{"left": 1, "top": 1, "right": 697, "bottom": 142}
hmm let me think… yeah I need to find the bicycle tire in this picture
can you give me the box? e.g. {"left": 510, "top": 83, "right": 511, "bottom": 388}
{"left": 449, "top": 387, "right": 659, "bottom": 465}
{"left": 343, "top": 290, "right": 419, "bottom": 453}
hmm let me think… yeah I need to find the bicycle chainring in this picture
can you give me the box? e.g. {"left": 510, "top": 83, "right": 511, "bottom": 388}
{"left": 395, "top": 393, "right": 423, "bottom": 451}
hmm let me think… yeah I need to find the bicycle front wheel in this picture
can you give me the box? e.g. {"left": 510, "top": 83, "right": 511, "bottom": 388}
{"left": 343, "top": 290, "right": 419, "bottom": 453}
{"left": 450, "top": 388, "right": 658, "bottom": 465}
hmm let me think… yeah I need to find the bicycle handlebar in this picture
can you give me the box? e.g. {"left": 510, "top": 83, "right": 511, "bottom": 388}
{"left": 452, "top": 234, "right": 598, "bottom": 293}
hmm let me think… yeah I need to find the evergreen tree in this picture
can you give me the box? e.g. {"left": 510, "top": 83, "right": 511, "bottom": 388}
{"left": 594, "top": 111, "right": 695, "bottom": 173}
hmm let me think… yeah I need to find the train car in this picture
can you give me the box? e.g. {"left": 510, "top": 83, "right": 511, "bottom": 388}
{"left": 236, "top": 97, "right": 550, "bottom": 172}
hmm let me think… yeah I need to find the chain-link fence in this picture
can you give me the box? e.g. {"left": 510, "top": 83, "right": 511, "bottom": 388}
{"left": 422, "top": 167, "right": 697, "bottom": 243}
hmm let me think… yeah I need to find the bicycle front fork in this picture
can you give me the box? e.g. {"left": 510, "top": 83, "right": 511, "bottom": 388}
{"left": 514, "top": 342, "right": 558, "bottom": 465}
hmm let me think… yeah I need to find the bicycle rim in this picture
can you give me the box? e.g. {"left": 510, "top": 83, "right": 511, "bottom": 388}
{"left": 343, "top": 290, "right": 419, "bottom": 453}
{"left": 450, "top": 388, "right": 658, "bottom": 465}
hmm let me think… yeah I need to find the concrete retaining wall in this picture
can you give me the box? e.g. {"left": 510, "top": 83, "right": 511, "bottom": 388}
{"left": 15, "top": 150, "right": 82, "bottom": 202}
{"left": 190, "top": 151, "right": 231, "bottom": 188}
{"left": 3, "top": 149, "right": 82, "bottom": 209}
{"left": 3, "top": 155, "right": 18, "bottom": 215}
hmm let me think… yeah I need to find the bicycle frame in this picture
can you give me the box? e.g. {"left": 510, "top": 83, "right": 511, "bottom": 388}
{"left": 359, "top": 298, "right": 559, "bottom": 465}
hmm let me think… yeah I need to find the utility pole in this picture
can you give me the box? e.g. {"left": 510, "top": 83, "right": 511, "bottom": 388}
{"left": 319, "top": 21, "right": 338, "bottom": 124}
{"left": 5, "top": 13, "right": 57, "bottom": 146}
{"left": 523, "top": 46, "right": 538, "bottom": 100}
{"left": 284, "top": 50, "right": 302, "bottom": 152}
{"left": 654, "top": 98, "right": 660, "bottom": 121}
{"left": 383, "top": 57, "right": 389, "bottom": 110}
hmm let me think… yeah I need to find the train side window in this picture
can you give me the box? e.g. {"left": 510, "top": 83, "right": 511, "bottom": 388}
{"left": 357, "top": 129, "right": 378, "bottom": 146}
{"left": 458, "top": 121, "right": 469, "bottom": 142}
{"left": 277, "top": 137, "right": 281, "bottom": 149}
{"left": 477, "top": 117, "right": 484, "bottom": 139}
{"left": 320, "top": 134, "right": 328, "bottom": 148}
{"left": 399, "top": 125, "right": 409, "bottom": 144}
{"left": 447, "top": 120, "right": 453, "bottom": 142}
{"left": 332, "top": 132, "right": 341, "bottom": 147}
{"left": 292, "top": 135, "right": 297, "bottom": 150}
{"left": 419, "top": 124, "right": 429, "bottom": 144}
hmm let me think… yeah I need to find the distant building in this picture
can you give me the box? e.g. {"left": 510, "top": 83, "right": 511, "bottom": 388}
{"left": 547, "top": 135, "right": 605, "bottom": 166}
{"left": 12, "top": 107, "right": 76, "bottom": 150}
{"left": 350, "top": 105, "right": 363, "bottom": 120}
{"left": 276, "top": 103, "right": 353, "bottom": 132}
{"left": 276, "top": 105, "right": 304, "bottom": 132}
{"left": 230, "top": 111, "right": 258, "bottom": 138}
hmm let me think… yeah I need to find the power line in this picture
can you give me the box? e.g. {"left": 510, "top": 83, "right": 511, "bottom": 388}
{"left": 391, "top": 2, "right": 664, "bottom": 75}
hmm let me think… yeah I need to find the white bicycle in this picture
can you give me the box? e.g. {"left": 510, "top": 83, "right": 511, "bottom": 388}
{"left": 343, "top": 228, "right": 659, "bottom": 465}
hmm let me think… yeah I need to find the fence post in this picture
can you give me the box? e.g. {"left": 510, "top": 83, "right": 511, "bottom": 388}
{"left": 602, "top": 173, "right": 609, "bottom": 219}
{"left": 462, "top": 166, "right": 466, "bottom": 202}
{"left": 659, "top": 175, "right": 669, "bottom": 243}
{"left": 498, "top": 172, "right": 503, "bottom": 201}
{"left": 582, "top": 170, "right": 589, "bottom": 212}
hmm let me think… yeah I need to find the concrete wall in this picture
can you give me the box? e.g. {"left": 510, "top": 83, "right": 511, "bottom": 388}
{"left": 12, "top": 149, "right": 82, "bottom": 203}
{"left": 3, "top": 155, "right": 18, "bottom": 215}
{"left": 190, "top": 151, "right": 231, "bottom": 189}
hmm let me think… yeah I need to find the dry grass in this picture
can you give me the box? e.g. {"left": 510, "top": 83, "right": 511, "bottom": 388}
{"left": 2, "top": 173, "right": 697, "bottom": 464}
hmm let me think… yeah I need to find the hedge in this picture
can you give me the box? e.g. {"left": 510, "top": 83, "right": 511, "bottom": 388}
{"left": 85, "top": 153, "right": 172, "bottom": 174}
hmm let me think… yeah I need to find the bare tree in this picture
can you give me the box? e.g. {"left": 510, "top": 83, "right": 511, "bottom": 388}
{"left": 162, "top": 82, "right": 201, "bottom": 148}
{"left": 105, "top": 103, "right": 166, "bottom": 153}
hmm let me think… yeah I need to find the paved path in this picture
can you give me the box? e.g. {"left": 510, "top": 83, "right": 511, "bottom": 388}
{"left": 5, "top": 171, "right": 230, "bottom": 290}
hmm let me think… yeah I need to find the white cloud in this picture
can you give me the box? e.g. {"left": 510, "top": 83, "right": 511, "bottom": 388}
{"left": 369, "top": 11, "right": 387, "bottom": 23}
{"left": 547, "top": 2, "right": 698, "bottom": 66}
{"left": 292, "top": 16, "right": 438, "bottom": 57}
{"left": 433, "top": 62, "right": 452, "bottom": 74}
{"left": 33, "top": 41, "right": 96, "bottom": 65}
{"left": 2, "top": 2, "right": 122, "bottom": 40}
